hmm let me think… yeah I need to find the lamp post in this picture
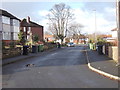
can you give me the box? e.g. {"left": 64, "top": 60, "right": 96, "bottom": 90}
{"left": 93, "top": 9, "right": 97, "bottom": 50}
{"left": 93, "top": 9, "right": 97, "bottom": 44}
{"left": 116, "top": 0, "right": 120, "bottom": 66}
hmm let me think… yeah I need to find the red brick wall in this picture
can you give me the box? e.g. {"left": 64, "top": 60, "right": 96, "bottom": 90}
{"left": 31, "top": 27, "right": 44, "bottom": 41}
{"left": 3, "top": 40, "right": 17, "bottom": 46}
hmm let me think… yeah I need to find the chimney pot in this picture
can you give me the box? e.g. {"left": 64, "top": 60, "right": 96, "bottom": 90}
{"left": 27, "top": 16, "right": 30, "bottom": 23}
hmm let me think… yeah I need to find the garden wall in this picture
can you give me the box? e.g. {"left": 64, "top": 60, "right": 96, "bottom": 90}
{"left": 108, "top": 46, "right": 118, "bottom": 63}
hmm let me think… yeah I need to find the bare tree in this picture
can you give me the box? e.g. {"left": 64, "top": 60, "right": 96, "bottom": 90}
{"left": 68, "top": 23, "right": 84, "bottom": 44}
{"left": 47, "top": 3, "right": 73, "bottom": 43}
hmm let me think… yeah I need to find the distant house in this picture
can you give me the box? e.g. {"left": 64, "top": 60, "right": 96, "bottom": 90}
{"left": 20, "top": 17, "right": 44, "bottom": 44}
{"left": 70, "top": 38, "right": 74, "bottom": 43}
{"left": 0, "top": 9, "right": 20, "bottom": 45}
{"left": 103, "top": 28, "right": 117, "bottom": 45}
{"left": 65, "top": 38, "right": 85, "bottom": 44}
{"left": 44, "top": 34, "right": 55, "bottom": 42}
{"left": 111, "top": 28, "right": 117, "bottom": 45}
{"left": 106, "top": 28, "right": 118, "bottom": 42}
{"left": 111, "top": 28, "right": 117, "bottom": 38}
{"left": 105, "top": 37, "right": 117, "bottom": 42}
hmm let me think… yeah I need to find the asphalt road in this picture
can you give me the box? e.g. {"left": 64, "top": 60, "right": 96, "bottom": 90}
{"left": 2, "top": 46, "right": 118, "bottom": 88}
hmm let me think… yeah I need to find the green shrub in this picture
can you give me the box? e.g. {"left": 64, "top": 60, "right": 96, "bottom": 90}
{"left": 9, "top": 42, "right": 16, "bottom": 49}
{"left": 96, "top": 37, "right": 107, "bottom": 45}
{"left": 2, "top": 41, "right": 6, "bottom": 49}
{"left": 33, "top": 35, "right": 39, "bottom": 44}
{"left": 18, "top": 30, "right": 26, "bottom": 45}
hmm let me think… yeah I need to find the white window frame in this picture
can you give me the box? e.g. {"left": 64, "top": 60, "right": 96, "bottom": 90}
{"left": 13, "top": 19, "right": 20, "bottom": 26}
{"left": 2, "top": 16, "right": 10, "bottom": 24}
{"left": 3, "top": 32, "right": 11, "bottom": 40}
{"left": 23, "top": 27, "right": 26, "bottom": 32}
{"left": 13, "top": 32, "right": 18, "bottom": 40}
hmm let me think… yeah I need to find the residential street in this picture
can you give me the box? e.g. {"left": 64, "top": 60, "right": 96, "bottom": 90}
{"left": 2, "top": 46, "right": 118, "bottom": 88}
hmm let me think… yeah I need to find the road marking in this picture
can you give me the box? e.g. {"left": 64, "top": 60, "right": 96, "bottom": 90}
{"left": 68, "top": 50, "right": 86, "bottom": 52}
{"left": 80, "top": 50, "right": 87, "bottom": 52}
{"left": 51, "top": 53, "right": 57, "bottom": 56}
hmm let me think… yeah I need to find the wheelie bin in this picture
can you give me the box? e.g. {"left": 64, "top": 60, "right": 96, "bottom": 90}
{"left": 32, "top": 45, "right": 38, "bottom": 53}
{"left": 23, "top": 45, "right": 29, "bottom": 55}
{"left": 97, "top": 45, "right": 103, "bottom": 55}
{"left": 40, "top": 44, "right": 44, "bottom": 52}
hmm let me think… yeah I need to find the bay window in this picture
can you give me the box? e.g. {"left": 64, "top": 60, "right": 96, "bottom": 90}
{"left": 2, "top": 16, "right": 10, "bottom": 24}
{"left": 3, "top": 32, "right": 11, "bottom": 40}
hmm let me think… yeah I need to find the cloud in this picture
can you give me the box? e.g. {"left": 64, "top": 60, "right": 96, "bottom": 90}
{"left": 38, "top": 10, "right": 49, "bottom": 17}
{"left": 103, "top": 7, "right": 116, "bottom": 21}
{"left": 2, "top": 0, "right": 116, "bottom": 2}
{"left": 71, "top": 8, "right": 116, "bottom": 34}
{"left": 37, "top": 7, "right": 116, "bottom": 34}
{"left": 104, "top": 7, "right": 116, "bottom": 13}
{"left": 37, "top": 16, "right": 49, "bottom": 32}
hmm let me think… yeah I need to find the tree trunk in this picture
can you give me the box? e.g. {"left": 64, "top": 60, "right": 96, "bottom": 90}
{"left": 61, "top": 39, "right": 64, "bottom": 44}
{"left": 77, "top": 39, "right": 79, "bottom": 44}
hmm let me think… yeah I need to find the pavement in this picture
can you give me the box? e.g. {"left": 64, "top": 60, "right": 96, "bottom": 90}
{"left": 2, "top": 47, "right": 59, "bottom": 66}
{"left": 86, "top": 49, "right": 120, "bottom": 82}
{"left": 2, "top": 46, "right": 120, "bottom": 82}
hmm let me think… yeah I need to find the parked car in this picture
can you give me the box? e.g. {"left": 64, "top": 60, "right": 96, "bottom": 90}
{"left": 67, "top": 42, "right": 75, "bottom": 47}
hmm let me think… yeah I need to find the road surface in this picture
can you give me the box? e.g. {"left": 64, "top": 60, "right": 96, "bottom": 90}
{"left": 2, "top": 46, "right": 118, "bottom": 88}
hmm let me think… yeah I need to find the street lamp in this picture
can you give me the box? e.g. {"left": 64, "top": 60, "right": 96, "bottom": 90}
{"left": 93, "top": 9, "right": 97, "bottom": 44}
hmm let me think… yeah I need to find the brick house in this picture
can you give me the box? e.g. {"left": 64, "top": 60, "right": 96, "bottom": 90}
{"left": 111, "top": 28, "right": 118, "bottom": 45}
{"left": 104, "top": 28, "right": 118, "bottom": 45}
{"left": 44, "top": 34, "right": 55, "bottom": 42}
{"left": 0, "top": 9, "right": 20, "bottom": 45}
{"left": 69, "top": 38, "right": 87, "bottom": 44}
{"left": 20, "top": 17, "right": 44, "bottom": 45}
{"left": 111, "top": 28, "right": 117, "bottom": 39}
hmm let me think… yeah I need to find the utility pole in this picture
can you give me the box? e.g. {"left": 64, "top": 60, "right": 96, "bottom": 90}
{"left": 116, "top": 0, "right": 120, "bottom": 66}
{"left": 93, "top": 9, "right": 97, "bottom": 43}
{"left": 93, "top": 9, "right": 97, "bottom": 50}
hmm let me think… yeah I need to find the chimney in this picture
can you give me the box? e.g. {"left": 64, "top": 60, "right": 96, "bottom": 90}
{"left": 27, "top": 16, "right": 30, "bottom": 23}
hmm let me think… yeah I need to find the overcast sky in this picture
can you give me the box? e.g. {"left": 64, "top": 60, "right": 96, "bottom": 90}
{"left": 1, "top": 0, "right": 117, "bottom": 34}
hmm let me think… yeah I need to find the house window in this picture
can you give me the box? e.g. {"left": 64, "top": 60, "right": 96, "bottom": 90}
{"left": 13, "top": 19, "right": 19, "bottom": 26}
{"left": 27, "top": 35, "right": 30, "bottom": 40}
{"left": 13, "top": 32, "right": 18, "bottom": 40}
{"left": 23, "top": 27, "right": 26, "bottom": 32}
{"left": 2, "top": 16, "right": 10, "bottom": 24}
{"left": 27, "top": 27, "right": 31, "bottom": 33}
{"left": 13, "top": 26, "right": 19, "bottom": 33}
{"left": 3, "top": 32, "right": 11, "bottom": 40}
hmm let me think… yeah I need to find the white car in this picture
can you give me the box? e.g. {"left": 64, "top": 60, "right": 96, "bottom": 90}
{"left": 67, "top": 42, "right": 75, "bottom": 47}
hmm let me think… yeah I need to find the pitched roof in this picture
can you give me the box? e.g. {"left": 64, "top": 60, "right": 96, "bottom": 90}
{"left": 0, "top": 9, "right": 20, "bottom": 21}
{"left": 30, "top": 21, "right": 43, "bottom": 27}
{"left": 20, "top": 19, "right": 43, "bottom": 27}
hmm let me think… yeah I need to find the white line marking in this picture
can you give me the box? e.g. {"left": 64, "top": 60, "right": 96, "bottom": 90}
{"left": 51, "top": 53, "right": 57, "bottom": 56}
